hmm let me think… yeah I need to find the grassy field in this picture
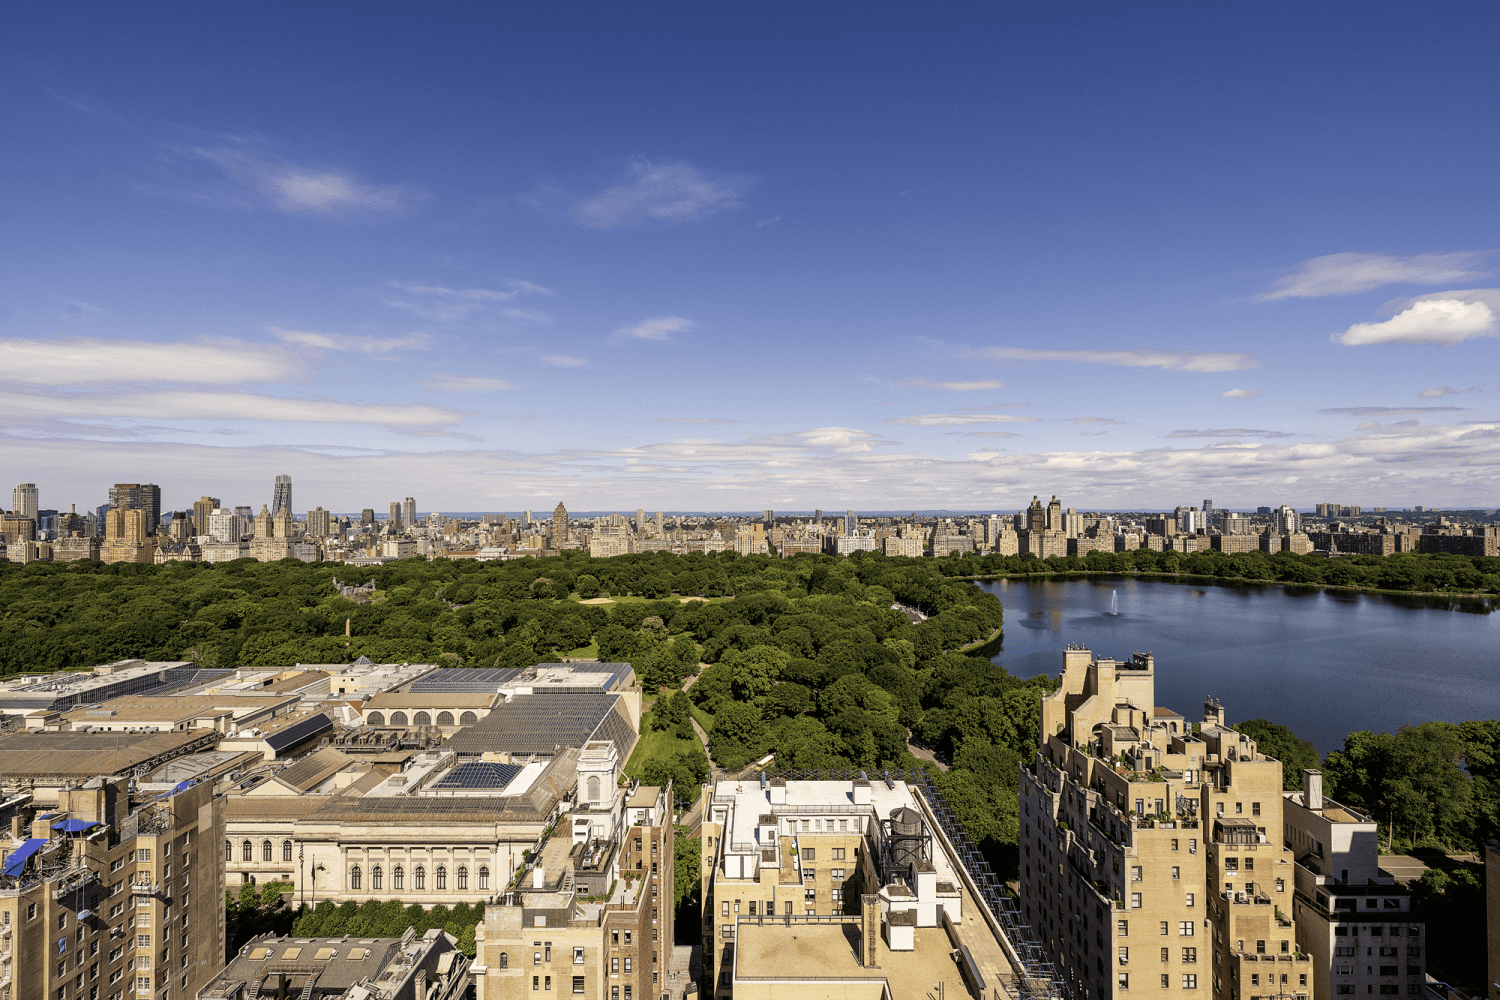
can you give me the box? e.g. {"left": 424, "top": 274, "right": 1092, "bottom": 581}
{"left": 563, "top": 642, "right": 600, "bottom": 658}
{"left": 568, "top": 594, "right": 733, "bottom": 606}
{"left": 623, "top": 726, "right": 701, "bottom": 780}
{"left": 689, "top": 704, "right": 715, "bottom": 735}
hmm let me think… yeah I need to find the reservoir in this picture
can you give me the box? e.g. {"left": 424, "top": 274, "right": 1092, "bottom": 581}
{"left": 977, "top": 576, "right": 1499, "bottom": 754}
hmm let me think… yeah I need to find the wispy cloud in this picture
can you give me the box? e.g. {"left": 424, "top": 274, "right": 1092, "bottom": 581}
{"left": 755, "top": 216, "right": 782, "bottom": 228}
{"left": 270, "top": 326, "right": 430, "bottom": 354}
{"left": 543, "top": 355, "right": 587, "bottom": 367}
{"left": 1059, "top": 417, "right": 1124, "bottom": 425}
{"left": 1257, "top": 251, "right": 1492, "bottom": 300}
{"left": 195, "top": 148, "right": 412, "bottom": 215}
{"left": 0, "top": 388, "right": 462, "bottom": 432}
{"left": 1222, "top": 388, "right": 1260, "bottom": 400}
{"left": 1420, "top": 385, "right": 1482, "bottom": 398}
{"left": 967, "top": 347, "right": 1258, "bottom": 372}
{"left": 1165, "top": 428, "right": 1297, "bottom": 439}
{"left": 957, "top": 403, "right": 1029, "bottom": 413}
{"left": 571, "top": 160, "right": 745, "bottom": 229}
{"left": 964, "top": 431, "right": 1022, "bottom": 438}
{"left": 884, "top": 413, "right": 1037, "bottom": 426}
{"left": 419, "top": 373, "right": 516, "bottom": 392}
{"left": 657, "top": 418, "right": 736, "bottom": 425}
{"left": 1, "top": 336, "right": 296, "bottom": 384}
{"left": 1320, "top": 406, "right": 1465, "bottom": 416}
{"left": 900, "top": 377, "right": 1007, "bottom": 391}
{"left": 1333, "top": 298, "right": 1496, "bottom": 346}
{"left": 385, "top": 280, "right": 551, "bottom": 321}
{"left": 615, "top": 316, "right": 693, "bottom": 341}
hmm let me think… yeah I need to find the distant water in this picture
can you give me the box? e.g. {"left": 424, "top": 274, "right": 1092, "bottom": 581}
{"left": 976, "top": 577, "right": 1499, "bottom": 754}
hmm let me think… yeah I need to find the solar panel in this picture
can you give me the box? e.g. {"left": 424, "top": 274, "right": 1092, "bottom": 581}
{"left": 431, "top": 760, "right": 524, "bottom": 790}
{"left": 408, "top": 667, "right": 525, "bottom": 693}
{"left": 442, "top": 692, "right": 622, "bottom": 756}
{"left": 264, "top": 713, "right": 333, "bottom": 753}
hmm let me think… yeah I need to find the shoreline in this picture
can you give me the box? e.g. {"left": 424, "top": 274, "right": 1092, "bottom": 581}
{"left": 956, "top": 568, "right": 1497, "bottom": 603}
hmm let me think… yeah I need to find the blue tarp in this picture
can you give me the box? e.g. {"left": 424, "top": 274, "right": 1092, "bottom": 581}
{"left": 3, "top": 838, "right": 47, "bottom": 877}
{"left": 50, "top": 819, "right": 99, "bottom": 833}
{"left": 174, "top": 781, "right": 194, "bottom": 793}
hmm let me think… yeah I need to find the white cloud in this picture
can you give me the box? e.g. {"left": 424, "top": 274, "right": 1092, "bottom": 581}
{"left": 793, "top": 427, "right": 886, "bottom": 454}
{"left": 0, "top": 336, "right": 296, "bottom": 384}
{"left": 968, "top": 347, "right": 1258, "bottom": 372}
{"left": 196, "top": 149, "right": 411, "bottom": 215}
{"left": 543, "top": 355, "right": 587, "bottom": 367}
{"left": 1420, "top": 385, "right": 1482, "bottom": 398}
{"left": 1222, "top": 388, "right": 1260, "bottom": 400}
{"left": 657, "top": 418, "right": 736, "bottom": 425}
{"left": 419, "top": 373, "right": 516, "bottom": 392}
{"left": 1333, "top": 298, "right": 1497, "bottom": 346}
{"left": 1165, "top": 428, "right": 1297, "bottom": 439}
{"left": 1320, "top": 406, "right": 1465, "bottom": 416}
{"left": 0, "top": 388, "right": 462, "bottom": 431}
{"left": 900, "top": 378, "right": 1007, "bottom": 391}
{"left": 615, "top": 316, "right": 693, "bottom": 341}
{"left": 1257, "top": 251, "right": 1492, "bottom": 300}
{"left": 385, "top": 280, "right": 551, "bottom": 321}
{"left": 964, "top": 431, "right": 1022, "bottom": 438}
{"left": 270, "top": 326, "right": 431, "bottom": 354}
{"left": 571, "top": 160, "right": 744, "bottom": 228}
{"left": 884, "top": 413, "right": 1037, "bottom": 426}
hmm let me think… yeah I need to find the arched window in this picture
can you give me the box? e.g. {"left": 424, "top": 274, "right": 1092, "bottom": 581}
{"left": 414, "top": 712, "right": 432, "bottom": 726}
{"left": 587, "top": 776, "right": 601, "bottom": 802}
{"left": 390, "top": 712, "right": 408, "bottom": 726}
{"left": 478, "top": 866, "right": 490, "bottom": 890}
{"left": 499, "top": 953, "right": 508, "bottom": 970}
{"left": 436, "top": 712, "right": 454, "bottom": 726}
{"left": 435, "top": 865, "right": 447, "bottom": 890}
{"left": 262, "top": 840, "right": 273, "bottom": 862}
{"left": 414, "top": 866, "right": 426, "bottom": 890}
{"left": 241, "top": 840, "right": 252, "bottom": 862}
{"left": 457, "top": 865, "right": 469, "bottom": 890}
{"left": 349, "top": 866, "right": 362, "bottom": 890}
{"left": 225, "top": 840, "right": 232, "bottom": 862}
{"left": 459, "top": 711, "right": 477, "bottom": 725}
{"left": 283, "top": 840, "right": 293, "bottom": 862}
{"left": 368, "top": 712, "right": 385, "bottom": 726}
{"left": 392, "top": 865, "right": 404, "bottom": 891}
{"left": 371, "top": 865, "right": 383, "bottom": 890}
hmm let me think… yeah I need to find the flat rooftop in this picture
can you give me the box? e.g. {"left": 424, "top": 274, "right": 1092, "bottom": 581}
{"left": 735, "top": 921, "right": 972, "bottom": 1000}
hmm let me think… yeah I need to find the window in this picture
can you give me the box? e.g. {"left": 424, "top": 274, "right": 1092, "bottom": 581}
{"left": 415, "top": 866, "right": 426, "bottom": 890}
{"left": 1244, "top": 857, "right": 1254, "bottom": 872}
{"left": 500, "top": 954, "right": 508, "bottom": 969}
{"left": 349, "top": 866, "right": 362, "bottom": 890}
{"left": 1252, "top": 802, "right": 1261, "bottom": 817}
{"left": 1131, "top": 894, "right": 1142, "bottom": 909}
{"left": 623, "top": 959, "right": 632, "bottom": 973}
{"left": 1225, "top": 857, "right": 1238, "bottom": 872}
{"left": 436, "top": 866, "right": 447, "bottom": 890}
{"left": 1160, "top": 975, "right": 1169, "bottom": 989}
{"left": 1182, "top": 948, "right": 1196, "bottom": 963}
{"left": 1159, "top": 922, "right": 1168, "bottom": 936}
{"left": 533, "top": 977, "right": 539, "bottom": 991}
{"left": 282, "top": 841, "right": 292, "bottom": 862}
{"left": 241, "top": 841, "right": 252, "bottom": 862}
{"left": 480, "top": 867, "right": 490, "bottom": 890}
{"left": 371, "top": 866, "right": 383, "bottom": 890}
{"left": 802, "top": 849, "right": 815, "bottom": 861}
{"left": 1119, "top": 973, "right": 1129, "bottom": 990}
{"left": 458, "top": 866, "right": 469, "bottom": 890}
{"left": 573, "top": 977, "right": 585, "bottom": 994}
{"left": 1276, "top": 878, "right": 1284, "bottom": 892}
{"left": 1255, "top": 940, "right": 1265, "bottom": 954}
{"left": 537, "top": 952, "right": 545, "bottom": 968}
{"left": 224, "top": 841, "right": 231, "bottom": 862}
{"left": 258, "top": 840, "right": 270, "bottom": 862}
{"left": 574, "top": 947, "right": 585, "bottom": 965}
{"left": 1131, "top": 867, "right": 1143, "bottom": 881}
{"left": 611, "top": 958, "right": 619, "bottom": 974}
{"left": 392, "top": 866, "right": 404, "bottom": 891}
{"left": 832, "top": 848, "right": 845, "bottom": 860}
{"left": 623, "top": 932, "right": 631, "bottom": 945}
{"left": 1185, "top": 894, "right": 1194, "bottom": 907}
{"left": 1118, "top": 920, "right": 1129, "bottom": 936}
{"left": 1337, "top": 988, "right": 1356, "bottom": 995}
{"left": 1182, "top": 975, "right": 1197, "bottom": 989}
{"left": 1172, "top": 867, "right": 1180, "bottom": 880}
{"left": 1179, "top": 922, "right": 1194, "bottom": 937}
{"left": 1171, "top": 839, "right": 1178, "bottom": 851}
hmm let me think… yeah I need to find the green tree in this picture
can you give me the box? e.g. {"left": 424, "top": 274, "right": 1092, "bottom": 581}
{"left": 724, "top": 644, "right": 789, "bottom": 701}
{"left": 1235, "top": 719, "right": 1319, "bottom": 790}
{"left": 672, "top": 825, "right": 701, "bottom": 909}
{"left": 708, "top": 701, "right": 770, "bottom": 770}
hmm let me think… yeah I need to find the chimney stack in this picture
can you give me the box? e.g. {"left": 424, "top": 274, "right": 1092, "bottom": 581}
{"left": 1303, "top": 769, "right": 1323, "bottom": 811}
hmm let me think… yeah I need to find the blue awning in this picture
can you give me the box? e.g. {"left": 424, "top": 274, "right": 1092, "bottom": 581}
{"left": 51, "top": 819, "right": 99, "bottom": 833}
{"left": 174, "top": 780, "right": 194, "bottom": 793}
{"left": 3, "top": 838, "right": 47, "bottom": 877}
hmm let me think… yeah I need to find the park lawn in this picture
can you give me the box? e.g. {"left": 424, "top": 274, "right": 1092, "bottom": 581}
{"left": 624, "top": 727, "right": 700, "bottom": 781}
{"left": 563, "top": 642, "right": 600, "bottom": 659}
{"left": 689, "top": 704, "right": 715, "bottom": 735}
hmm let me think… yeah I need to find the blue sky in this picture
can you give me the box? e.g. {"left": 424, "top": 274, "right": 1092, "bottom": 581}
{"left": 4, "top": 4, "right": 1500, "bottom": 514}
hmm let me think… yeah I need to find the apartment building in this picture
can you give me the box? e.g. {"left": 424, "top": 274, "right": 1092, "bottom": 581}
{"left": 1283, "top": 772, "right": 1424, "bottom": 1000}
{"left": 473, "top": 743, "right": 673, "bottom": 1000}
{"left": 1019, "top": 645, "right": 1312, "bottom": 1000}
{"left": 0, "top": 775, "right": 225, "bottom": 1000}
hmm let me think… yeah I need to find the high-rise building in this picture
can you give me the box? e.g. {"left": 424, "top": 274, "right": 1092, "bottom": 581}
{"left": 552, "top": 502, "right": 569, "bottom": 544}
{"left": 636, "top": 507, "right": 646, "bottom": 532}
{"left": 361, "top": 508, "right": 376, "bottom": 527}
{"left": 1274, "top": 504, "right": 1300, "bottom": 534}
{"left": 1046, "top": 495, "right": 1064, "bottom": 531}
{"left": 655, "top": 511, "right": 664, "bottom": 535}
{"left": 108, "top": 483, "right": 162, "bottom": 534}
{"left": 1020, "top": 647, "right": 1314, "bottom": 1000}
{"left": 844, "top": 508, "right": 856, "bottom": 534}
{"left": 272, "top": 473, "right": 292, "bottom": 514}
{"left": 389, "top": 501, "right": 403, "bottom": 531}
{"left": 307, "top": 506, "right": 331, "bottom": 536}
{"left": 523, "top": 509, "right": 533, "bottom": 525}
{"left": 763, "top": 508, "right": 773, "bottom": 527}
{"left": 1026, "top": 495, "right": 1047, "bottom": 533}
{"left": 192, "top": 495, "right": 220, "bottom": 537}
{"left": 404, "top": 496, "right": 417, "bottom": 527}
{"left": 208, "top": 507, "right": 240, "bottom": 543}
{"left": 11, "top": 483, "right": 38, "bottom": 521}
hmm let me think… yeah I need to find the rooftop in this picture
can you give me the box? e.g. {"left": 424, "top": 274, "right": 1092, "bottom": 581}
{"left": 734, "top": 920, "right": 973, "bottom": 1000}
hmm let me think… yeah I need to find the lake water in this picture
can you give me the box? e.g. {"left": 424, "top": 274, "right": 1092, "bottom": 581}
{"left": 976, "top": 577, "right": 1499, "bottom": 754}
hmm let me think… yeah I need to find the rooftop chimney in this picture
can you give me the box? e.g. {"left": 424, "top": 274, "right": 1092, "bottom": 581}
{"left": 532, "top": 864, "right": 545, "bottom": 890}
{"left": 1303, "top": 769, "right": 1323, "bottom": 812}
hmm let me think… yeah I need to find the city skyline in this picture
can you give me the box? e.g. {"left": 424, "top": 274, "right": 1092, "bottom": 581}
{"left": 3, "top": 6, "right": 1500, "bottom": 510}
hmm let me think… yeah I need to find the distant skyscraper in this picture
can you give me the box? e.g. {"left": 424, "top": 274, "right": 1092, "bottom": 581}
{"left": 404, "top": 497, "right": 416, "bottom": 528}
{"left": 1025, "top": 496, "right": 1046, "bottom": 533}
{"left": 109, "top": 483, "right": 162, "bottom": 534}
{"left": 524, "top": 509, "right": 533, "bottom": 525}
{"left": 307, "top": 507, "right": 331, "bottom": 537}
{"left": 389, "top": 501, "right": 403, "bottom": 531}
{"left": 192, "top": 496, "right": 220, "bottom": 537}
{"left": 655, "top": 511, "right": 664, "bottom": 535}
{"left": 552, "top": 502, "right": 569, "bottom": 544}
{"left": 233, "top": 505, "right": 253, "bottom": 539}
{"left": 11, "top": 484, "right": 38, "bottom": 521}
{"left": 636, "top": 507, "right": 646, "bottom": 532}
{"left": 360, "top": 508, "right": 376, "bottom": 527}
{"left": 272, "top": 474, "right": 292, "bottom": 515}
{"left": 763, "top": 508, "right": 773, "bottom": 527}
{"left": 1274, "top": 504, "right": 1300, "bottom": 534}
{"left": 844, "top": 509, "right": 855, "bottom": 535}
